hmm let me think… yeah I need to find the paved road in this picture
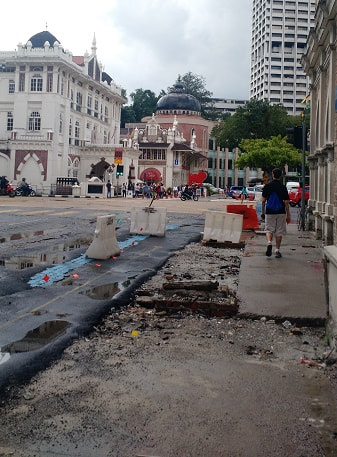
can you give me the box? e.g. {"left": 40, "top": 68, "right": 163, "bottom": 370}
{"left": 0, "top": 195, "right": 308, "bottom": 395}
{"left": 0, "top": 195, "right": 238, "bottom": 394}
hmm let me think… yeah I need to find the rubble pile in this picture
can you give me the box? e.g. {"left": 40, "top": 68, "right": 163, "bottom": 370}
{"left": 134, "top": 242, "right": 242, "bottom": 317}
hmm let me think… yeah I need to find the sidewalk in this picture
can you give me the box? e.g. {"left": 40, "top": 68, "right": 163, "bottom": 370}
{"left": 237, "top": 222, "right": 327, "bottom": 324}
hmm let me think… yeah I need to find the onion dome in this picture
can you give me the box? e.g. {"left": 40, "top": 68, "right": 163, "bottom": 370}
{"left": 27, "top": 31, "right": 60, "bottom": 48}
{"left": 156, "top": 79, "right": 201, "bottom": 114}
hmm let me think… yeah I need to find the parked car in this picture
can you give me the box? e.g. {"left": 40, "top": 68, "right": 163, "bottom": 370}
{"left": 254, "top": 185, "right": 264, "bottom": 201}
{"left": 289, "top": 186, "right": 310, "bottom": 207}
{"left": 228, "top": 185, "right": 244, "bottom": 198}
{"left": 246, "top": 187, "right": 257, "bottom": 199}
{"left": 286, "top": 181, "right": 300, "bottom": 192}
{"left": 203, "top": 183, "right": 219, "bottom": 195}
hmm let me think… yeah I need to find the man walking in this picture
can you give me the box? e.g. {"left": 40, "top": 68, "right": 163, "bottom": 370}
{"left": 106, "top": 180, "right": 112, "bottom": 198}
{"left": 261, "top": 168, "right": 291, "bottom": 258}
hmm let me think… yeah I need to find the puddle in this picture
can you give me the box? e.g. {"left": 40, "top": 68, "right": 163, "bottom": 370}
{"left": 28, "top": 254, "right": 91, "bottom": 287}
{"left": 1, "top": 320, "right": 71, "bottom": 354}
{"left": 0, "top": 352, "right": 10, "bottom": 365}
{"left": 1, "top": 238, "right": 92, "bottom": 271}
{"left": 27, "top": 227, "right": 180, "bottom": 288}
{"left": 80, "top": 278, "right": 134, "bottom": 300}
{"left": 80, "top": 282, "right": 120, "bottom": 300}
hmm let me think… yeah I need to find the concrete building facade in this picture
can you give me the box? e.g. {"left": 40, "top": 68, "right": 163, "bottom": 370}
{"left": 121, "top": 80, "right": 214, "bottom": 190}
{"left": 0, "top": 30, "right": 125, "bottom": 194}
{"left": 302, "top": 0, "right": 337, "bottom": 245}
{"left": 250, "top": 0, "right": 315, "bottom": 115}
{"left": 302, "top": 0, "right": 337, "bottom": 346}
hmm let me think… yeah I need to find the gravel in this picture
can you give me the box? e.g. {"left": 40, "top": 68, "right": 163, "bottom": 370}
{"left": 1, "top": 242, "right": 337, "bottom": 457}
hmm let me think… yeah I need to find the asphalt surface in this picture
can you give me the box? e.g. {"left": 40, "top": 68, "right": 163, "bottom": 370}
{"left": 0, "top": 196, "right": 207, "bottom": 394}
{"left": 0, "top": 195, "right": 327, "bottom": 398}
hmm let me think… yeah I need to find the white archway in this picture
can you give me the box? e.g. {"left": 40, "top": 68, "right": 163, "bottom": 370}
{"left": 0, "top": 154, "right": 10, "bottom": 178}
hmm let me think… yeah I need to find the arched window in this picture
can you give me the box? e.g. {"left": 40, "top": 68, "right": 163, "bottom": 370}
{"left": 74, "top": 121, "right": 80, "bottom": 145}
{"left": 59, "top": 114, "right": 63, "bottom": 134}
{"left": 28, "top": 112, "right": 41, "bottom": 131}
{"left": 69, "top": 119, "right": 72, "bottom": 144}
{"left": 68, "top": 157, "right": 80, "bottom": 178}
{"left": 76, "top": 92, "right": 82, "bottom": 112}
{"left": 9, "top": 80, "right": 15, "bottom": 93}
{"left": 31, "top": 74, "right": 43, "bottom": 92}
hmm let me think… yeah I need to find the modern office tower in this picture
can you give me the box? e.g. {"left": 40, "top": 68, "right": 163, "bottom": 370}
{"left": 250, "top": 0, "right": 316, "bottom": 115}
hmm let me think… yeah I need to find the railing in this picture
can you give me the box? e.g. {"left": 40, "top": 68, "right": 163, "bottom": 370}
{"left": 16, "top": 134, "right": 47, "bottom": 141}
{"left": 54, "top": 177, "right": 79, "bottom": 196}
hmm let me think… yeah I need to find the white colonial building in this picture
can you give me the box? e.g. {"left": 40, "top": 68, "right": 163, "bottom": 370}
{"left": 0, "top": 30, "right": 128, "bottom": 195}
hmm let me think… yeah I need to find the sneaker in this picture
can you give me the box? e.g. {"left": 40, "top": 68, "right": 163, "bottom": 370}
{"left": 266, "top": 244, "right": 272, "bottom": 257}
{"left": 275, "top": 251, "right": 282, "bottom": 258}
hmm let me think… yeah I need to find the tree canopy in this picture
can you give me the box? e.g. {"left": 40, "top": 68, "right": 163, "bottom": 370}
{"left": 212, "top": 99, "right": 291, "bottom": 149}
{"left": 121, "top": 72, "right": 216, "bottom": 126}
{"left": 236, "top": 135, "right": 303, "bottom": 172}
{"left": 120, "top": 88, "right": 159, "bottom": 126}
{"left": 168, "top": 72, "right": 214, "bottom": 119}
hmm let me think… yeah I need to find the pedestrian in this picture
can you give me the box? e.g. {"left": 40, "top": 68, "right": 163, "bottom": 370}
{"left": 261, "top": 168, "right": 291, "bottom": 258}
{"left": 134, "top": 183, "right": 140, "bottom": 198}
{"left": 106, "top": 180, "right": 112, "bottom": 198}
{"left": 0, "top": 176, "right": 8, "bottom": 192}
{"left": 240, "top": 186, "right": 248, "bottom": 202}
{"left": 122, "top": 183, "right": 127, "bottom": 198}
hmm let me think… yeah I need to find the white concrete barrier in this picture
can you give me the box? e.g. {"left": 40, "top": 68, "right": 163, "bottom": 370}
{"left": 130, "top": 207, "right": 167, "bottom": 237}
{"left": 203, "top": 210, "right": 243, "bottom": 243}
{"left": 85, "top": 214, "right": 120, "bottom": 260}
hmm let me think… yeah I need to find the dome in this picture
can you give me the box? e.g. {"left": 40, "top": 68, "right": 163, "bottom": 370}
{"left": 27, "top": 31, "right": 60, "bottom": 48}
{"left": 156, "top": 80, "right": 201, "bottom": 113}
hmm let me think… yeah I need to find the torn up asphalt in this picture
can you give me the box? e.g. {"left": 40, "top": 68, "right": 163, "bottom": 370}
{"left": 1, "top": 216, "right": 337, "bottom": 456}
{"left": 0, "top": 215, "right": 204, "bottom": 395}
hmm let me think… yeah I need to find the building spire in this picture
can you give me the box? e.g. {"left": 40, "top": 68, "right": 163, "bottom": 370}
{"left": 91, "top": 33, "right": 97, "bottom": 55}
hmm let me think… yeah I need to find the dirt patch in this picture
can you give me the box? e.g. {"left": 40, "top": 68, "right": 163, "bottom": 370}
{"left": 1, "top": 243, "right": 337, "bottom": 457}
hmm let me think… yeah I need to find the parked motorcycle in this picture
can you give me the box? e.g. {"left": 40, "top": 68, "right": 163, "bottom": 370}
{"left": 0, "top": 179, "right": 16, "bottom": 197}
{"left": 15, "top": 184, "right": 36, "bottom": 197}
{"left": 180, "top": 188, "right": 199, "bottom": 201}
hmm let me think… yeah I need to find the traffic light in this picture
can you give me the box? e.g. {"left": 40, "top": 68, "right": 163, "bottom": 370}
{"left": 286, "top": 126, "right": 303, "bottom": 149}
{"left": 116, "top": 164, "right": 124, "bottom": 176}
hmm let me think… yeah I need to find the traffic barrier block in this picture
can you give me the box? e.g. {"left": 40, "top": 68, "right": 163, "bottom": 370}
{"left": 226, "top": 204, "right": 259, "bottom": 230}
{"left": 130, "top": 207, "right": 167, "bottom": 236}
{"left": 203, "top": 210, "right": 243, "bottom": 244}
{"left": 85, "top": 214, "right": 120, "bottom": 260}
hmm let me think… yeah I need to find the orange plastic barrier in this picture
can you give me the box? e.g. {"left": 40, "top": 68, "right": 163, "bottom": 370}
{"left": 226, "top": 205, "right": 259, "bottom": 230}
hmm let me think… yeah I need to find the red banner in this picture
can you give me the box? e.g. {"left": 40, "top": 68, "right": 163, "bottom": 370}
{"left": 140, "top": 168, "right": 162, "bottom": 183}
{"left": 114, "top": 148, "right": 123, "bottom": 164}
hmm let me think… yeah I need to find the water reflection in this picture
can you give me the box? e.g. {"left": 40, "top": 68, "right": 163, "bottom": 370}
{"left": 81, "top": 282, "right": 120, "bottom": 300}
{"left": 0, "top": 238, "right": 91, "bottom": 271}
{"left": 1, "top": 320, "right": 71, "bottom": 353}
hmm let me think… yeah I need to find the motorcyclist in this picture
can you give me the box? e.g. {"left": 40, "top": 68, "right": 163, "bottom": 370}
{"left": 17, "top": 177, "right": 30, "bottom": 196}
{"left": 0, "top": 176, "right": 9, "bottom": 193}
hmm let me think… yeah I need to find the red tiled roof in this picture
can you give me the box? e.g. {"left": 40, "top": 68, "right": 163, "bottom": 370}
{"left": 72, "top": 56, "right": 85, "bottom": 66}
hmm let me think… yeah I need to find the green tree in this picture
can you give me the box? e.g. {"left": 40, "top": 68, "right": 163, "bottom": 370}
{"left": 130, "top": 89, "right": 159, "bottom": 122}
{"left": 212, "top": 99, "right": 290, "bottom": 149}
{"left": 236, "top": 136, "right": 302, "bottom": 173}
{"left": 168, "top": 72, "right": 214, "bottom": 119}
{"left": 120, "top": 105, "right": 136, "bottom": 128}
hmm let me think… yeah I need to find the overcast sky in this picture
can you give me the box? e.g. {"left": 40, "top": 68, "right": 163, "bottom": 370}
{"left": 1, "top": 0, "right": 252, "bottom": 102}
